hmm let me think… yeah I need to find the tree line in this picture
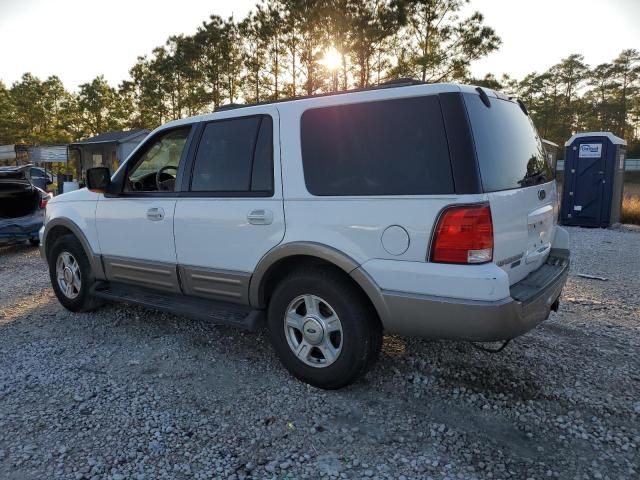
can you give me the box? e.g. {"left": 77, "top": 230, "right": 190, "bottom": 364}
{"left": 0, "top": 0, "right": 638, "bottom": 156}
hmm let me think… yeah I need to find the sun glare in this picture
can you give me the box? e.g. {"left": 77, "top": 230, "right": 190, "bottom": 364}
{"left": 319, "top": 46, "right": 342, "bottom": 71}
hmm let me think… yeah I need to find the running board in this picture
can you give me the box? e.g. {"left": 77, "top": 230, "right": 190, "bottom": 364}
{"left": 91, "top": 281, "right": 265, "bottom": 331}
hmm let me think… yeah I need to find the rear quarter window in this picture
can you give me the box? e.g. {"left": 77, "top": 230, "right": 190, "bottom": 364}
{"left": 300, "top": 96, "right": 453, "bottom": 196}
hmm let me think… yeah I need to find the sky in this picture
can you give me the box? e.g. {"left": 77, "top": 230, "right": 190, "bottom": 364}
{"left": 0, "top": 0, "right": 638, "bottom": 90}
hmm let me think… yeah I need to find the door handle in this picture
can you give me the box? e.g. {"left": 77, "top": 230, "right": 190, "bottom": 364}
{"left": 146, "top": 207, "right": 165, "bottom": 221}
{"left": 247, "top": 209, "right": 273, "bottom": 225}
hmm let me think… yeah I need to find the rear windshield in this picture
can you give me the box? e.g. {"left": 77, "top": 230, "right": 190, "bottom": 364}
{"left": 463, "top": 93, "right": 552, "bottom": 192}
{"left": 300, "top": 96, "right": 453, "bottom": 196}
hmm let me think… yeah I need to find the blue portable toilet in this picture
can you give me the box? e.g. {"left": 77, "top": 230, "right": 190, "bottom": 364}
{"left": 560, "top": 132, "right": 626, "bottom": 227}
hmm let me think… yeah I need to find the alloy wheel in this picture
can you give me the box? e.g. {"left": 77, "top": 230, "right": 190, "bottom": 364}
{"left": 284, "top": 294, "right": 343, "bottom": 368}
{"left": 56, "top": 252, "right": 81, "bottom": 300}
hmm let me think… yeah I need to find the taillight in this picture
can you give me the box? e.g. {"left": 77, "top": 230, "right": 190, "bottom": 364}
{"left": 39, "top": 196, "right": 50, "bottom": 209}
{"left": 430, "top": 204, "right": 493, "bottom": 264}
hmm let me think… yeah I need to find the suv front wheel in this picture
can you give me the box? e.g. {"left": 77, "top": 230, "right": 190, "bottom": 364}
{"left": 267, "top": 268, "right": 382, "bottom": 389}
{"left": 48, "top": 234, "right": 103, "bottom": 312}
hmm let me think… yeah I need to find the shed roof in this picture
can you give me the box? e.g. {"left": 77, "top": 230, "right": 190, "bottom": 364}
{"left": 71, "top": 129, "right": 149, "bottom": 146}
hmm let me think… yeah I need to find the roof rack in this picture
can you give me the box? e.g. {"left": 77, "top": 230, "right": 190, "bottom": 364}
{"left": 214, "top": 103, "right": 245, "bottom": 112}
{"left": 380, "top": 77, "right": 424, "bottom": 87}
{"left": 213, "top": 78, "right": 426, "bottom": 112}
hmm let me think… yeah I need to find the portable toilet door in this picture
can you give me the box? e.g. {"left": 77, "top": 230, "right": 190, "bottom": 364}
{"left": 561, "top": 132, "right": 626, "bottom": 227}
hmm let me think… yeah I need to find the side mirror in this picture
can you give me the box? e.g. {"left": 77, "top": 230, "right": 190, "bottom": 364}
{"left": 86, "top": 167, "right": 111, "bottom": 193}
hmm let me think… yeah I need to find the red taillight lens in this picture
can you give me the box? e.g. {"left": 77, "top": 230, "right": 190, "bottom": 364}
{"left": 430, "top": 204, "right": 493, "bottom": 264}
{"left": 39, "top": 197, "right": 49, "bottom": 209}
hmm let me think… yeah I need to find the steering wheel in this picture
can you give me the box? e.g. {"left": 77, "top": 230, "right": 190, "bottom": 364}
{"left": 156, "top": 165, "right": 178, "bottom": 191}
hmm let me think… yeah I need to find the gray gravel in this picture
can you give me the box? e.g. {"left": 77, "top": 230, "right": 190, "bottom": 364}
{"left": 0, "top": 226, "right": 639, "bottom": 480}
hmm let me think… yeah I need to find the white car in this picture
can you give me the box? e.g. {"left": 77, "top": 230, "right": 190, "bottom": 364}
{"left": 40, "top": 81, "right": 569, "bottom": 389}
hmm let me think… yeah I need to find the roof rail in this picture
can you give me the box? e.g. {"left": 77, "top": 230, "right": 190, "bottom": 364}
{"left": 212, "top": 78, "right": 426, "bottom": 113}
{"left": 214, "top": 103, "right": 245, "bottom": 112}
{"left": 380, "top": 77, "right": 425, "bottom": 87}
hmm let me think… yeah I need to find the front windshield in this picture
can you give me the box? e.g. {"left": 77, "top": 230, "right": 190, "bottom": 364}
{"left": 463, "top": 93, "right": 553, "bottom": 192}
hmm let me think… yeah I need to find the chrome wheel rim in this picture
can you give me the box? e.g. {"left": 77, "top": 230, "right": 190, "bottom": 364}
{"left": 56, "top": 252, "right": 81, "bottom": 300}
{"left": 284, "top": 294, "right": 343, "bottom": 368}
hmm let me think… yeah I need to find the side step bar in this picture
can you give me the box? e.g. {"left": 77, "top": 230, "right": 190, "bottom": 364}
{"left": 91, "top": 281, "right": 265, "bottom": 331}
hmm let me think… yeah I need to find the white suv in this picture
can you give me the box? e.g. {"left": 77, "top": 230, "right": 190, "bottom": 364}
{"left": 40, "top": 81, "right": 570, "bottom": 389}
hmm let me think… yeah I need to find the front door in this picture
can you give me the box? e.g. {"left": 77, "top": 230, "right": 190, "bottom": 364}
{"left": 95, "top": 127, "right": 193, "bottom": 293}
{"left": 568, "top": 140, "right": 607, "bottom": 226}
{"left": 173, "top": 110, "right": 285, "bottom": 304}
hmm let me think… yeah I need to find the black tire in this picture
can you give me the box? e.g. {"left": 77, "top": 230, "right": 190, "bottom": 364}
{"left": 28, "top": 238, "right": 40, "bottom": 246}
{"left": 267, "top": 268, "right": 382, "bottom": 389}
{"left": 48, "top": 234, "right": 103, "bottom": 312}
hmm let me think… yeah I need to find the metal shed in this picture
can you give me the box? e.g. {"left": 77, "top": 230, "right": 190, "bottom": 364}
{"left": 27, "top": 145, "right": 68, "bottom": 163}
{"left": 68, "top": 129, "right": 149, "bottom": 181}
{"left": 0, "top": 144, "right": 28, "bottom": 165}
{"left": 560, "top": 132, "right": 627, "bottom": 227}
{"left": 0, "top": 145, "right": 17, "bottom": 163}
{"left": 0, "top": 144, "right": 68, "bottom": 190}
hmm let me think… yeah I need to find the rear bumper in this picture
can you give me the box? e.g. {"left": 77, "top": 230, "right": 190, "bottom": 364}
{"left": 378, "top": 249, "right": 570, "bottom": 341}
{"left": 0, "top": 214, "right": 43, "bottom": 244}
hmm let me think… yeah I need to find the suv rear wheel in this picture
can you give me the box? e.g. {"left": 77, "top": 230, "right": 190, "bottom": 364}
{"left": 267, "top": 268, "right": 382, "bottom": 389}
{"left": 48, "top": 234, "right": 103, "bottom": 312}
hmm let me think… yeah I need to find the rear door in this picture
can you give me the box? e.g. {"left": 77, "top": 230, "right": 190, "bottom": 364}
{"left": 463, "top": 92, "right": 557, "bottom": 285}
{"left": 486, "top": 182, "right": 557, "bottom": 285}
{"left": 173, "top": 109, "right": 285, "bottom": 304}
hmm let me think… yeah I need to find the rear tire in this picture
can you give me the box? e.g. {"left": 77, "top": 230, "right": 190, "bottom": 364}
{"left": 267, "top": 268, "right": 382, "bottom": 389}
{"left": 48, "top": 234, "right": 103, "bottom": 312}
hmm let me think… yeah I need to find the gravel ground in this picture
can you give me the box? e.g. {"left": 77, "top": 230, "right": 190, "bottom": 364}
{"left": 0, "top": 226, "right": 639, "bottom": 480}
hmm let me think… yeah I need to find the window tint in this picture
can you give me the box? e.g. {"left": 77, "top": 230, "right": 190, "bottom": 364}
{"left": 191, "top": 116, "right": 273, "bottom": 193}
{"left": 300, "top": 96, "right": 453, "bottom": 196}
{"left": 463, "top": 93, "right": 552, "bottom": 192}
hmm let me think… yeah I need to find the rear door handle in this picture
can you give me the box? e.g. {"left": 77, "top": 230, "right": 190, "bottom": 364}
{"left": 247, "top": 209, "right": 273, "bottom": 225}
{"left": 146, "top": 207, "right": 165, "bottom": 221}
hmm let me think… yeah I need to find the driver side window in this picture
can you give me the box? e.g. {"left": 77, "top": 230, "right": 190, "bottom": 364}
{"left": 126, "top": 127, "right": 190, "bottom": 192}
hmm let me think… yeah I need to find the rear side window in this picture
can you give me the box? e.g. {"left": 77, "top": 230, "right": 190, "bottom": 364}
{"left": 463, "top": 93, "right": 552, "bottom": 192}
{"left": 301, "top": 96, "right": 453, "bottom": 196}
{"left": 191, "top": 115, "right": 273, "bottom": 194}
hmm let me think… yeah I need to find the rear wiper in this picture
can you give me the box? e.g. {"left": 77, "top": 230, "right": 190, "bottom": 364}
{"left": 518, "top": 170, "right": 546, "bottom": 187}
